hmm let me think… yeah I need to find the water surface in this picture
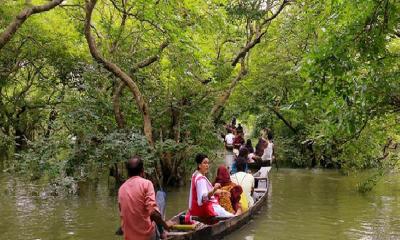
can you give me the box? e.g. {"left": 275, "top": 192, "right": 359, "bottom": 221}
{"left": 1, "top": 168, "right": 400, "bottom": 240}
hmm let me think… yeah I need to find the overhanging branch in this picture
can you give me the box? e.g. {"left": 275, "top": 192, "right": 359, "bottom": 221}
{"left": 0, "top": 0, "right": 64, "bottom": 51}
{"left": 231, "top": 0, "right": 290, "bottom": 66}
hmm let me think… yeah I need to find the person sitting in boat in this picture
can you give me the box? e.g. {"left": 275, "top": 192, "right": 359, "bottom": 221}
{"left": 231, "top": 147, "right": 249, "bottom": 174}
{"left": 245, "top": 139, "right": 256, "bottom": 163}
{"left": 188, "top": 153, "right": 234, "bottom": 222}
{"left": 233, "top": 132, "right": 245, "bottom": 150}
{"left": 214, "top": 165, "right": 243, "bottom": 215}
{"left": 231, "top": 157, "right": 255, "bottom": 208}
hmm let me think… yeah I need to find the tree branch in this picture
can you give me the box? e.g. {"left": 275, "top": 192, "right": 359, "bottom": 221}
{"left": 231, "top": 0, "right": 290, "bottom": 66}
{"left": 267, "top": 106, "right": 298, "bottom": 134}
{"left": 84, "top": 0, "right": 154, "bottom": 146}
{"left": 133, "top": 41, "right": 169, "bottom": 69}
{"left": 113, "top": 81, "right": 126, "bottom": 129}
{"left": 210, "top": 61, "right": 248, "bottom": 121}
{"left": 0, "top": 0, "right": 64, "bottom": 51}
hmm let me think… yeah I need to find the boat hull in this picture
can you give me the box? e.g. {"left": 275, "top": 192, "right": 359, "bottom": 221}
{"left": 167, "top": 170, "right": 270, "bottom": 240}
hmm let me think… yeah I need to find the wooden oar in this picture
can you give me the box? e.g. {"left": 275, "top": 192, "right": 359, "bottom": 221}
{"left": 171, "top": 224, "right": 196, "bottom": 231}
{"left": 179, "top": 214, "right": 233, "bottom": 223}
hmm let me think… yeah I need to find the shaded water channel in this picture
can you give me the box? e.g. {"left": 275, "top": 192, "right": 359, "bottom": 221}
{"left": 1, "top": 166, "right": 400, "bottom": 240}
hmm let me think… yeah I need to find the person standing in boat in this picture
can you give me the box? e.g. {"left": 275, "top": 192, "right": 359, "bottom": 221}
{"left": 231, "top": 117, "right": 237, "bottom": 133}
{"left": 261, "top": 129, "right": 275, "bottom": 165}
{"left": 254, "top": 129, "right": 268, "bottom": 161}
{"left": 118, "top": 156, "right": 171, "bottom": 240}
{"left": 224, "top": 129, "right": 235, "bottom": 168}
{"left": 188, "top": 153, "right": 234, "bottom": 221}
{"left": 236, "top": 123, "right": 244, "bottom": 135}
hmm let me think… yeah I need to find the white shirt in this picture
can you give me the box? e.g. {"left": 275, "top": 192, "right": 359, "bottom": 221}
{"left": 262, "top": 141, "right": 274, "bottom": 160}
{"left": 188, "top": 171, "right": 215, "bottom": 208}
{"left": 225, "top": 133, "right": 235, "bottom": 145}
{"left": 231, "top": 172, "right": 255, "bottom": 207}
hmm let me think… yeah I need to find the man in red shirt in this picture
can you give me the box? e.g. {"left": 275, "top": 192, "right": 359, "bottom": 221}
{"left": 118, "top": 156, "right": 171, "bottom": 240}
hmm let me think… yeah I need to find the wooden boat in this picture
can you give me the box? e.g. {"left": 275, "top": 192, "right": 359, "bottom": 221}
{"left": 167, "top": 167, "right": 271, "bottom": 240}
{"left": 247, "top": 161, "right": 270, "bottom": 171}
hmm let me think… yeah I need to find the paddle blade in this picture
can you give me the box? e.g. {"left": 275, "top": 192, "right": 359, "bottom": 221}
{"left": 156, "top": 190, "right": 167, "bottom": 218}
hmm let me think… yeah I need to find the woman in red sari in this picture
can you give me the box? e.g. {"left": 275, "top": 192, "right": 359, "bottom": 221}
{"left": 187, "top": 154, "right": 234, "bottom": 222}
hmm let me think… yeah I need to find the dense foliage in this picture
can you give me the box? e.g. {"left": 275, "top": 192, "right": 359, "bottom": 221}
{"left": 0, "top": 0, "right": 399, "bottom": 189}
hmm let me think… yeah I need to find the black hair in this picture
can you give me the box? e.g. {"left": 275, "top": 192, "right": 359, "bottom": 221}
{"left": 231, "top": 117, "right": 236, "bottom": 126}
{"left": 236, "top": 157, "right": 246, "bottom": 172}
{"left": 267, "top": 131, "right": 273, "bottom": 141}
{"left": 126, "top": 156, "right": 144, "bottom": 177}
{"left": 246, "top": 139, "right": 252, "bottom": 146}
{"left": 195, "top": 153, "right": 208, "bottom": 169}
{"left": 245, "top": 139, "right": 254, "bottom": 153}
{"left": 238, "top": 147, "right": 249, "bottom": 158}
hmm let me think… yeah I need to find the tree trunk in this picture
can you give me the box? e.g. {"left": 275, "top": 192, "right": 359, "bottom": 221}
{"left": 0, "top": 0, "right": 64, "bottom": 51}
{"left": 45, "top": 108, "right": 58, "bottom": 138}
{"left": 210, "top": 62, "right": 247, "bottom": 123}
{"left": 170, "top": 103, "right": 181, "bottom": 142}
{"left": 84, "top": 0, "right": 154, "bottom": 146}
{"left": 112, "top": 81, "right": 126, "bottom": 129}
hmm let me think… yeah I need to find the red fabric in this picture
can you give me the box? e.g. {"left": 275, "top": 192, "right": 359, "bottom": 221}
{"left": 230, "top": 185, "right": 243, "bottom": 212}
{"left": 255, "top": 138, "right": 268, "bottom": 157}
{"left": 188, "top": 174, "right": 216, "bottom": 219}
{"left": 233, "top": 135, "right": 245, "bottom": 149}
{"left": 214, "top": 165, "right": 231, "bottom": 186}
{"left": 214, "top": 166, "right": 243, "bottom": 213}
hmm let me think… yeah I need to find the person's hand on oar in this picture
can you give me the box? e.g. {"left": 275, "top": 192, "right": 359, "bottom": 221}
{"left": 160, "top": 220, "right": 174, "bottom": 239}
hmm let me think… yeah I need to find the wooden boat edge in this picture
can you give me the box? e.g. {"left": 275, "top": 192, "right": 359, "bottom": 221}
{"left": 167, "top": 170, "right": 270, "bottom": 240}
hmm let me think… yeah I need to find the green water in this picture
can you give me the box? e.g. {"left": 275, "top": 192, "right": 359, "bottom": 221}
{"left": 1, "top": 168, "right": 400, "bottom": 240}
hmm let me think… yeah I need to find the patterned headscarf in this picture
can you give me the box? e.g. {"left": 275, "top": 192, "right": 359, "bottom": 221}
{"left": 214, "top": 165, "right": 231, "bottom": 186}
{"left": 230, "top": 185, "right": 243, "bottom": 212}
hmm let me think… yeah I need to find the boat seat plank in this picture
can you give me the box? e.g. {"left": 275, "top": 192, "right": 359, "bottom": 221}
{"left": 254, "top": 188, "right": 268, "bottom": 192}
{"left": 254, "top": 177, "right": 268, "bottom": 180}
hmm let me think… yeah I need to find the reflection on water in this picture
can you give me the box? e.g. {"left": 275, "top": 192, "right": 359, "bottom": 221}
{"left": 1, "top": 169, "right": 400, "bottom": 240}
{"left": 228, "top": 169, "right": 400, "bottom": 240}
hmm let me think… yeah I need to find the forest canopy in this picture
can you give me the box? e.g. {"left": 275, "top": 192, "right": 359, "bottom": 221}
{"left": 0, "top": 0, "right": 399, "bottom": 188}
